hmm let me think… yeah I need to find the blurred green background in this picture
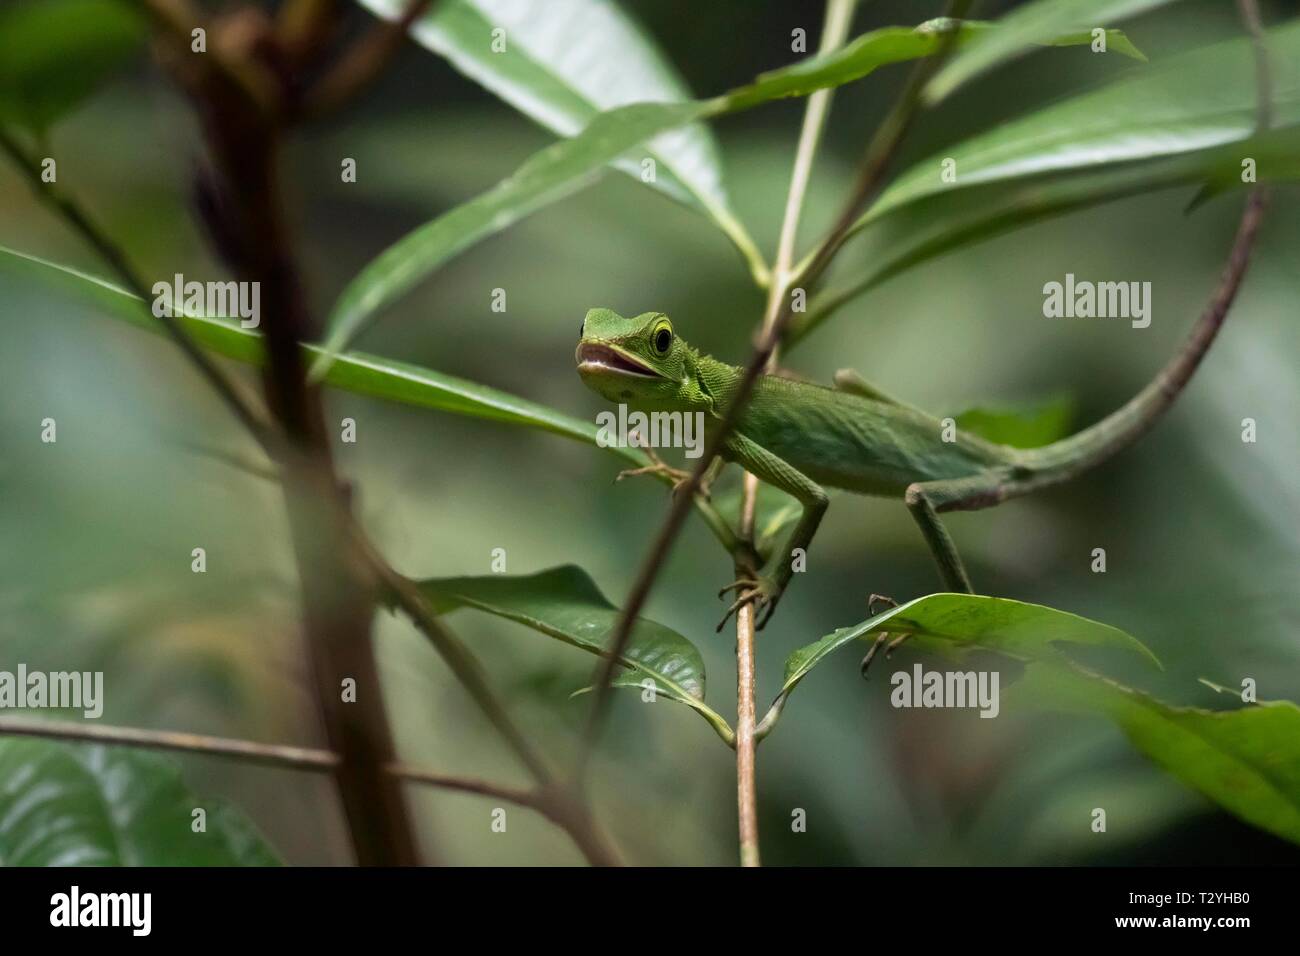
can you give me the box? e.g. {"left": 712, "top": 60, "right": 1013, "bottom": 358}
{"left": 1, "top": 0, "right": 1297, "bottom": 865}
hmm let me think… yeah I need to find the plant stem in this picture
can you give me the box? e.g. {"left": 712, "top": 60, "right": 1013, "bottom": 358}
{"left": 359, "top": 531, "right": 622, "bottom": 866}
{"left": 0, "top": 716, "right": 339, "bottom": 771}
{"left": 391, "top": 764, "right": 616, "bottom": 866}
{"left": 303, "top": 0, "right": 435, "bottom": 120}
{"left": 734, "top": 472, "right": 762, "bottom": 867}
{"left": 732, "top": 0, "right": 858, "bottom": 870}
{"left": 576, "top": 0, "right": 966, "bottom": 793}
{"left": 771, "top": 0, "right": 857, "bottom": 297}
{"left": 139, "top": 10, "right": 423, "bottom": 865}
{"left": 0, "top": 715, "right": 615, "bottom": 865}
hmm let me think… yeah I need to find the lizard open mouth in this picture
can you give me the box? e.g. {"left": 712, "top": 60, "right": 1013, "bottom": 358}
{"left": 575, "top": 342, "right": 662, "bottom": 378}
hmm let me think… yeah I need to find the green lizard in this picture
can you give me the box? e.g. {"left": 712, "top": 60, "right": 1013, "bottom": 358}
{"left": 574, "top": 192, "right": 1265, "bottom": 633}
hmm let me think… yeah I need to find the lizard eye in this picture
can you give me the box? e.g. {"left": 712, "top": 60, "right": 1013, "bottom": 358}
{"left": 653, "top": 324, "right": 673, "bottom": 355}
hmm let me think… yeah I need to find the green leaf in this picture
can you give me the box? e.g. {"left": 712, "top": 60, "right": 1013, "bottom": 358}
{"left": 955, "top": 395, "right": 1075, "bottom": 448}
{"left": 0, "top": 245, "right": 650, "bottom": 466}
{"left": 926, "top": 0, "right": 1171, "bottom": 103}
{"left": 313, "top": 98, "right": 710, "bottom": 377}
{"left": 725, "top": 18, "right": 1137, "bottom": 111}
{"left": 0, "top": 738, "right": 280, "bottom": 865}
{"left": 413, "top": 565, "right": 733, "bottom": 744}
{"left": 791, "top": 24, "right": 1300, "bottom": 344}
{"left": 0, "top": 0, "right": 145, "bottom": 132}
{"left": 1018, "top": 666, "right": 1300, "bottom": 847}
{"left": 317, "top": 17, "right": 1097, "bottom": 374}
{"left": 355, "top": 0, "right": 742, "bottom": 242}
{"left": 876, "top": 23, "right": 1300, "bottom": 223}
{"left": 791, "top": 148, "right": 1237, "bottom": 346}
{"left": 760, "top": 593, "right": 1158, "bottom": 738}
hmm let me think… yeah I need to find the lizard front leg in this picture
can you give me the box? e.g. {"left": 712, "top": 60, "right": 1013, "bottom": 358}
{"left": 716, "top": 431, "right": 828, "bottom": 632}
{"left": 616, "top": 445, "right": 723, "bottom": 499}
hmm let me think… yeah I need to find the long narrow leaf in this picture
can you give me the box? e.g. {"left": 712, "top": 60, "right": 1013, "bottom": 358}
{"left": 0, "top": 246, "right": 641, "bottom": 462}
{"left": 927, "top": 0, "right": 1175, "bottom": 103}
{"left": 316, "top": 18, "right": 1121, "bottom": 375}
{"left": 356, "top": 0, "right": 731, "bottom": 228}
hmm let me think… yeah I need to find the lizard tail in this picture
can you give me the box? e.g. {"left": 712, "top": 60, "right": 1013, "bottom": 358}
{"left": 1016, "top": 188, "right": 1268, "bottom": 485}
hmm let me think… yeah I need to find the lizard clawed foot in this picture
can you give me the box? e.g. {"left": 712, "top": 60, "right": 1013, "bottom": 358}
{"left": 716, "top": 574, "right": 779, "bottom": 632}
{"left": 867, "top": 592, "right": 899, "bottom": 616}
{"left": 615, "top": 444, "right": 709, "bottom": 499}
{"left": 860, "top": 630, "right": 914, "bottom": 678}
{"left": 860, "top": 593, "right": 909, "bottom": 678}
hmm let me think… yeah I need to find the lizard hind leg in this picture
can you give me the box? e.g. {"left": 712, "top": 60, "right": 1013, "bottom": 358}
{"left": 900, "top": 474, "right": 1007, "bottom": 595}
{"left": 862, "top": 474, "right": 1013, "bottom": 676}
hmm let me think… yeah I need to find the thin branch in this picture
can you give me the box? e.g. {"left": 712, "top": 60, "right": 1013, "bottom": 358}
{"left": 144, "top": 0, "right": 425, "bottom": 865}
{"left": 390, "top": 763, "right": 618, "bottom": 866}
{"left": 364, "top": 542, "right": 555, "bottom": 786}
{"left": 0, "top": 716, "right": 613, "bottom": 864}
{"left": 276, "top": 0, "right": 341, "bottom": 70}
{"left": 353, "top": 527, "right": 622, "bottom": 866}
{"left": 391, "top": 764, "right": 542, "bottom": 810}
{"left": 138, "top": 0, "right": 279, "bottom": 114}
{"left": 770, "top": 0, "right": 857, "bottom": 297}
{"left": 303, "top": 0, "right": 435, "bottom": 120}
{"left": 734, "top": 473, "right": 762, "bottom": 868}
{"left": 733, "top": 0, "right": 858, "bottom": 872}
{"left": 575, "top": 0, "right": 969, "bottom": 787}
{"left": 0, "top": 716, "right": 338, "bottom": 771}
{"left": 1238, "top": 0, "right": 1272, "bottom": 132}
{"left": 0, "top": 128, "right": 276, "bottom": 453}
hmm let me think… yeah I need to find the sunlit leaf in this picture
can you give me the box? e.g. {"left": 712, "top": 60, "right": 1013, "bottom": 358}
{"left": 355, "top": 0, "right": 737, "bottom": 234}
{"left": 760, "top": 593, "right": 1158, "bottom": 738}
{"left": 0, "top": 738, "right": 280, "bottom": 865}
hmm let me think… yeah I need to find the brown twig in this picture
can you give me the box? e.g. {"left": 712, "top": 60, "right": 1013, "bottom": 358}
{"left": 138, "top": 3, "right": 423, "bottom": 865}
{"left": 0, "top": 716, "right": 338, "bottom": 771}
{"left": 356, "top": 528, "right": 622, "bottom": 866}
{"left": 734, "top": 474, "right": 763, "bottom": 867}
{"left": 390, "top": 763, "right": 615, "bottom": 865}
{"left": 138, "top": 0, "right": 279, "bottom": 115}
{"left": 303, "top": 0, "right": 435, "bottom": 120}
{"left": 0, "top": 714, "right": 612, "bottom": 864}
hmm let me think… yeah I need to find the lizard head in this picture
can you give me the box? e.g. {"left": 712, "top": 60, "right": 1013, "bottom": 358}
{"left": 576, "top": 308, "right": 702, "bottom": 410}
